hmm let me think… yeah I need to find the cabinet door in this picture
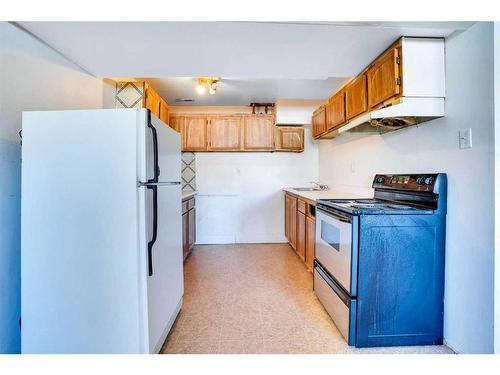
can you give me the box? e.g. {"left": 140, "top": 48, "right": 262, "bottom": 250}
{"left": 243, "top": 116, "right": 275, "bottom": 150}
{"left": 296, "top": 210, "right": 306, "bottom": 261}
{"left": 345, "top": 74, "right": 368, "bottom": 121}
{"left": 182, "top": 212, "right": 189, "bottom": 259}
{"left": 313, "top": 107, "right": 326, "bottom": 137}
{"left": 159, "top": 99, "right": 169, "bottom": 125}
{"left": 289, "top": 195, "right": 297, "bottom": 249}
{"left": 208, "top": 116, "right": 241, "bottom": 151}
{"left": 326, "top": 90, "right": 345, "bottom": 130}
{"left": 285, "top": 194, "right": 291, "bottom": 242}
{"left": 305, "top": 216, "right": 316, "bottom": 271}
{"left": 188, "top": 207, "right": 196, "bottom": 251}
{"left": 183, "top": 117, "right": 208, "bottom": 151}
{"left": 145, "top": 87, "right": 160, "bottom": 118}
{"left": 275, "top": 127, "right": 304, "bottom": 152}
{"left": 367, "top": 48, "right": 401, "bottom": 108}
{"left": 168, "top": 115, "right": 183, "bottom": 133}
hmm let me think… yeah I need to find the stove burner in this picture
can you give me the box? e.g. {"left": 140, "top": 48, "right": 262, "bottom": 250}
{"left": 318, "top": 198, "right": 427, "bottom": 214}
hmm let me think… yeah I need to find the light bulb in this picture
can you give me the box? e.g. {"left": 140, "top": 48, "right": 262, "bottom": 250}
{"left": 196, "top": 83, "right": 206, "bottom": 95}
{"left": 208, "top": 81, "right": 217, "bottom": 95}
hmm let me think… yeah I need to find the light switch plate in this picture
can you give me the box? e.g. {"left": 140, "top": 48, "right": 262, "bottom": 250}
{"left": 459, "top": 128, "right": 472, "bottom": 149}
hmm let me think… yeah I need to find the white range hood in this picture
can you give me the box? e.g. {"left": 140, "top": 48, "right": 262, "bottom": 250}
{"left": 339, "top": 37, "right": 446, "bottom": 134}
{"left": 275, "top": 99, "right": 324, "bottom": 126}
{"left": 338, "top": 97, "right": 445, "bottom": 134}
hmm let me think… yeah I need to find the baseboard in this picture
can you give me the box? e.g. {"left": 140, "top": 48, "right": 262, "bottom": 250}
{"left": 152, "top": 297, "right": 182, "bottom": 354}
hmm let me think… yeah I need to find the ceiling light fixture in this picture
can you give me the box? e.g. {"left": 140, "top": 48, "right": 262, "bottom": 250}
{"left": 196, "top": 77, "right": 219, "bottom": 95}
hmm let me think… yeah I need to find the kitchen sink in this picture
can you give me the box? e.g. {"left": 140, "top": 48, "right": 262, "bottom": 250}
{"left": 291, "top": 187, "right": 322, "bottom": 191}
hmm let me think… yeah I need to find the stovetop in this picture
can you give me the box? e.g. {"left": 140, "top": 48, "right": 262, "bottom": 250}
{"left": 316, "top": 198, "right": 434, "bottom": 215}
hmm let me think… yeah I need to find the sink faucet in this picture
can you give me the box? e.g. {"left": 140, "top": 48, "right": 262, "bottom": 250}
{"left": 310, "top": 181, "right": 329, "bottom": 191}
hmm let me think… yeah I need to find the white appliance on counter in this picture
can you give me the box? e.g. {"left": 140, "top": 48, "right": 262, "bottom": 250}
{"left": 21, "top": 109, "right": 183, "bottom": 353}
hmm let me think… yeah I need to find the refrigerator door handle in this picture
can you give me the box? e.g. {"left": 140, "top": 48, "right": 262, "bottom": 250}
{"left": 138, "top": 181, "right": 181, "bottom": 187}
{"left": 147, "top": 111, "right": 160, "bottom": 183}
{"left": 146, "top": 184, "right": 158, "bottom": 276}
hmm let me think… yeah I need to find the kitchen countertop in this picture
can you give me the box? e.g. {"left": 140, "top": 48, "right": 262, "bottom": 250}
{"left": 283, "top": 187, "right": 373, "bottom": 203}
{"left": 182, "top": 191, "right": 197, "bottom": 201}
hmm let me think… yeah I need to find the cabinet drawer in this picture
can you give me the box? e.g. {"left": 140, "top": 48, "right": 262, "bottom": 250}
{"left": 297, "top": 199, "right": 306, "bottom": 214}
{"left": 182, "top": 201, "right": 189, "bottom": 214}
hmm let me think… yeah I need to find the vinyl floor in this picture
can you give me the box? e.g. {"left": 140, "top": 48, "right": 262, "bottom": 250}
{"left": 161, "top": 243, "right": 453, "bottom": 354}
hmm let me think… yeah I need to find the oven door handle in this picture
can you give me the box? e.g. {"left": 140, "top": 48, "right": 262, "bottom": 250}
{"left": 335, "top": 215, "right": 351, "bottom": 223}
{"left": 318, "top": 207, "right": 352, "bottom": 223}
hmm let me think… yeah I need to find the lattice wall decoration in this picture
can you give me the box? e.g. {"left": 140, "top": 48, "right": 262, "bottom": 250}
{"left": 115, "top": 82, "right": 144, "bottom": 108}
{"left": 114, "top": 82, "right": 197, "bottom": 192}
{"left": 181, "top": 152, "right": 196, "bottom": 192}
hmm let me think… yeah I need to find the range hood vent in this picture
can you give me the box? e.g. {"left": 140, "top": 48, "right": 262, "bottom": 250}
{"left": 336, "top": 37, "right": 446, "bottom": 135}
{"left": 338, "top": 97, "right": 444, "bottom": 134}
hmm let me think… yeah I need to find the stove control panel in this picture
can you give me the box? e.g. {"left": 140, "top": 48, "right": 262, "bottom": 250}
{"left": 372, "top": 174, "right": 439, "bottom": 192}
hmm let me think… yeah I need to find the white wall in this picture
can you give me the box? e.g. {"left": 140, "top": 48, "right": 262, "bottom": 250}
{"left": 171, "top": 106, "right": 319, "bottom": 244}
{"left": 318, "top": 22, "right": 494, "bottom": 354}
{"left": 196, "top": 138, "right": 319, "bottom": 243}
{"left": 494, "top": 22, "right": 500, "bottom": 355}
{"left": 0, "top": 22, "right": 106, "bottom": 353}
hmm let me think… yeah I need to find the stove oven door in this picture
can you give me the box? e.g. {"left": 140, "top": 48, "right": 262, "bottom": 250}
{"left": 315, "top": 207, "right": 358, "bottom": 296}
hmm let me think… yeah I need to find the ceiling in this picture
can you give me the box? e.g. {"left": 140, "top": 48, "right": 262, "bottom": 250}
{"left": 17, "top": 21, "right": 474, "bottom": 105}
{"left": 146, "top": 77, "right": 348, "bottom": 105}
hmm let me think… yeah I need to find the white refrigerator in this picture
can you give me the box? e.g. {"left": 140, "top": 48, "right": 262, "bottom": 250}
{"left": 21, "top": 108, "right": 183, "bottom": 353}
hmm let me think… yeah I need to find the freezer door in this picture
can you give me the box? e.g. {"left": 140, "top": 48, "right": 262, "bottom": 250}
{"left": 142, "top": 183, "right": 183, "bottom": 353}
{"left": 142, "top": 110, "right": 181, "bottom": 184}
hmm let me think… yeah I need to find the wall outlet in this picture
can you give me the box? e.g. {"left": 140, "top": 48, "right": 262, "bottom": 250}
{"left": 459, "top": 128, "right": 472, "bottom": 149}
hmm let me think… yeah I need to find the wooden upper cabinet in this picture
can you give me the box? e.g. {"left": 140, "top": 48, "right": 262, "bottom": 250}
{"left": 326, "top": 90, "right": 346, "bottom": 130}
{"left": 159, "top": 99, "right": 169, "bottom": 125}
{"left": 275, "top": 127, "right": 304, "bottom": 152}
{"left": 345, "top": 74, "right": 368, "bottom": 121}
{"left": 367, "top": 47, "right": 401, "bottom": 108}
{"left": 168, "top": 115, "right": 183, "bottom": 133}
{"left": 312, "top": 106, "right": 326, "bottom": 138}
{"left": 183, "top": 117, "right": 208, "bottom": 151}
{"left": 208, "top": 116, "right": 241, "bottom": 151}
{"left": 144, "top": 86, "right": 161, "bottom": 118}
{"left": 243, "top": 115, "right": 275, "bottom": 150}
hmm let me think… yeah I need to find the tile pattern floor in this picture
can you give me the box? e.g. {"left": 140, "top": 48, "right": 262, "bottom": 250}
{"left": 161, "top": 243, "right": 454, "bottom": 354}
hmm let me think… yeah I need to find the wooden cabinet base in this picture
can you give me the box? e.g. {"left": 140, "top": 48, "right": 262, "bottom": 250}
{"left": 182, "top": 197, "right": 196, "bottom": 260}
{"left": 284, "top": 192, "right": 315, "bottom": 272}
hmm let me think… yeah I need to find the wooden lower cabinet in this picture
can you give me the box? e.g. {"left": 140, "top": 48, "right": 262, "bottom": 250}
{"left": 182, "top": 211, "right": 189, "bottom": 258}
{"left": 188, "top": 207, "right": 196, "bottom": 250}
{"left": 182, "top": 197, "right": 196, "bottom": 260}
{"left": 296, "top": 210, "right": 306, "bottom": 261}
{"left": 284, "top": 192, "right": 316, "bottom": 271}
{"left": 305, "top": 216, "right": 316, "bottom": 270}
{"left": 284, "top": 193, "right": 297, "bottom": 249}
